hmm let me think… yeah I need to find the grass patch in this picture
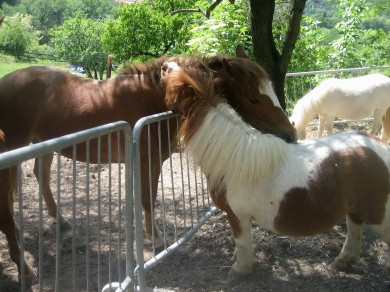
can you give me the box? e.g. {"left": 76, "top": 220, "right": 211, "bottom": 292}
{"left": 0, "top": 53, "right": 69, "bottom": 78}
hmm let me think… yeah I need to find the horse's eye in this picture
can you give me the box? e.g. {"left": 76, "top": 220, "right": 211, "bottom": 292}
{"left": 250, "top": 97, "right": 260, "bottom": 104}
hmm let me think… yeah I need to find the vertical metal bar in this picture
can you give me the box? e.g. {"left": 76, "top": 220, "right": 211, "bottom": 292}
{"left": 133, "top": 123, "right": 147, "bottom": 291}
{"left": 147, "top": 125, "right": 154, "bottom": 253}
{"left": 85, "top": 140, "right": 90, "bottom": 291}
{"left": 192, "top": 159, "right": 200, "bottom": 222}
{"left": 167, "top": 118, "right": 178, "bottom": 241}
{"left": 116, "top": 130, "right": 122, "bottom": 288}
{"left": 17, "top": 164, "right": 26, "bottom": 292}
{"left": 177, "top": 121, "right": 187, "bottom": 233}
{"left": 124, "top": 127, "right": 135, "bottom": 292}
{"left": 97, "top": 136, "right": 102, "bottom": 292}
{"left": 38, "top": 156, "right": 43, "bottom": 292}
{"left": 108, "top": 133, "right": 113, "bottom": 287}
{"left": 55, "top": 152, "right": 62, "bottom": 291}
{"left": 185, "top": 152, "right": 194, "bottom": 227}
{"left": 158, "top": 121, "right": 167, "bottom": 250}
{"left": 72, "top": 145, "right": 77, "bottom": 292}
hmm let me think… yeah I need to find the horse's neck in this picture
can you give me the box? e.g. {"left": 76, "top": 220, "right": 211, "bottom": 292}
{"left": 294, "top": 93, "right": 319, "bottom": 128}
{"left": 187, "top": 103, "right": 290, "bottom": 191}
{"left": 114, "top": 74, "right": 167, "bottom": 109}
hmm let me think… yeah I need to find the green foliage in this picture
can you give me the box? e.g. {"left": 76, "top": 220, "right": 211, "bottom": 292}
{"left": 186, "top": 0, "right": 251, "bottom": 56}
{"left": 102, "top": 0, "right": 194, "bottom": 62}
{"left": 328, "top": 0, "right": 367, "bottom": 68}
{"left": 1, "top": 0, "right": 117, "bottom": 44}
{"left": 50, "top": 13, "right": 108, "bottom": 79}
{"left": 0, "top": 13, "right": 41, "bottom": 60}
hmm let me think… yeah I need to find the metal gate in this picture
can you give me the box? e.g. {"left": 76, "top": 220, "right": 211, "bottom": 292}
{"left": 0, "top": 121, "right": 133, "bottom": 292}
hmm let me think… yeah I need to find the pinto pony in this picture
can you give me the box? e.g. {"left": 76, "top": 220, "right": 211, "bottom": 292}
{"left": 0, "top": 48, "right": 297, "bottom": 284}
{"left": 289, "top": 74, "right": 390, "bottom": 140}
{"left": 166, "top": 68, "right": 390, "bottom": 278}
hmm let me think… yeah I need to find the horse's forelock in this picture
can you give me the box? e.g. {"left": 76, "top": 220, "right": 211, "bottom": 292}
{"left": 165, "top": 68, "right": 216, "bottom": 111}
{"left": 164, "top": 68, "right": 225, "bottom": 145}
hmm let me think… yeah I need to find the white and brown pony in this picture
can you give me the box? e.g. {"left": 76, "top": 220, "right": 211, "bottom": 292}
{"left": 289, "top": 74, "right": 390, "bottom": 140}
{"left": 165, "top": 68, "right": 390, "bottom": 278}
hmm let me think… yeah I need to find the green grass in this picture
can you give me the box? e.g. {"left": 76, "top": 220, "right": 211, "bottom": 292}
{"left": 0, "top": 53, "right": 69, "bottom": 78}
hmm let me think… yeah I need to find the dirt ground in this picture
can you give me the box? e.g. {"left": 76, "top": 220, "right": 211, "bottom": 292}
{"left": 1, "top": 120, "right": 390, "bottom": 292}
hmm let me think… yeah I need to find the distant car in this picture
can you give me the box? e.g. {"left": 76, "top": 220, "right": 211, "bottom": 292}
{"left": 70, "top": 65, "right": 85, "bottom": 74}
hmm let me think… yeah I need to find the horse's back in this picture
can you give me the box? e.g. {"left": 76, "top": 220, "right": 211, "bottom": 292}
{"left": 0, "top": 66, "right": 115, "bottom": 149}
{"left": 312, "top": 74, "right": 390, "bottom": 116}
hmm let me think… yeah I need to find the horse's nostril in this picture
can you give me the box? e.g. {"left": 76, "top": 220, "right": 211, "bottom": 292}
{"left": 285, "top": 132, "right": 298, "bottom": 144}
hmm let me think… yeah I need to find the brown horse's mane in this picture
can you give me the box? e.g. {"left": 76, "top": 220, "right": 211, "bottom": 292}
{"left": 118, "top": 54, "right": 269, "bottom": 90}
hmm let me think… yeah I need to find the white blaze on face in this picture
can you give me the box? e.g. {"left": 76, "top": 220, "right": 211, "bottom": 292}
{"left": 260, "top": 79, "right": 281, "bottom": 108}
{"left": 161, "top": 61, "right": 181, "bottom": 82}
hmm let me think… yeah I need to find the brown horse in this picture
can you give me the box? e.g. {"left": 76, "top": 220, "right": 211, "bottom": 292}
{"left": 0, "top": 49, "right": 296, "bottom": 284}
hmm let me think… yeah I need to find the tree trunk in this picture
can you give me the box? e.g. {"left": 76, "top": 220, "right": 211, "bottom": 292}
{"left": 249, "top": 0, "right": 307, "bottom": 110}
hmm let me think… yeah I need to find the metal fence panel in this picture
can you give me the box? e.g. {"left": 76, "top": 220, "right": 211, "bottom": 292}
{"left": 131, "top": 112, "right": 217, "bottom": 292}
{"left": 0, "top": 121, "right": 133, "bottom": 292}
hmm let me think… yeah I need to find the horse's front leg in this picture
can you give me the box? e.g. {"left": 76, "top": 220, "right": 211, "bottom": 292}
{"left": 34, "top": 153, "right": 71, "bottom": 231}
{"left": 330, "top": 215, "right": 363, "bottom": 270}
{"left": 141, "top": 160, "right": 165, "bottom": 249}
{"left": 228, "top": 214, "right": 254, "bottom": 277}
{"left": 326, "top": 116, "right": 335, "bottom": 135}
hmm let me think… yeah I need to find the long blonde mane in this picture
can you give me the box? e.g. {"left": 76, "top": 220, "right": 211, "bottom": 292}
{"left": 186, "top": 102, "right": 290, "bottom": 191}
{"left": 164, "top": 67, "right": 290, "bottom": 191}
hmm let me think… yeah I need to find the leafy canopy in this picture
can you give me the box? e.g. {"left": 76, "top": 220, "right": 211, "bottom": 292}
{"left": 50, "top": 13, "right": 108, "bottom": 79}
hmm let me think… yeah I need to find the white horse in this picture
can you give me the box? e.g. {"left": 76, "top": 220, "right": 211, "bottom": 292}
{"left": 165, "top": 68, "right": 390, "bottom": 278}
{"left": 289, "top": 73, "right": 390, "bottom": 140}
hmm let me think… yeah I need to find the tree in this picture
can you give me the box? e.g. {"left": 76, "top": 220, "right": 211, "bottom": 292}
{"left": 50, "top": 13, "right": 108, "bottom": 79}
{"left": 328, "top": 0, "right": 367, "bottom": 68}
{"left": 0, "top": 13, "right": 41, "bottom": 59}
{"left": 103, "top": 0, "right": 194, "bottom": 63}
{"left": 248, "top": 0, "right": 307, "bottom": 110}
{"left": 186, "top": 0, "right": 251, "bottom": 56}
{"left": 171, "top": 0, "right": 307, "bottom": 110}
{"left": 1, "top": 0, "right": 116, "bottom": 44}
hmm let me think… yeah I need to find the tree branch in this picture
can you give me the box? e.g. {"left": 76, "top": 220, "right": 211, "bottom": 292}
{"left": 170, "top": 8, "right": 206, "bottom": 17}
{"left": 170, "top": 0, "right": 232, "bottom": 19}
{"left": 137, "top": 50, "right": 161, "bottom": 58}
{"left": 280, "top": 0, "right": 307, "bottom": 73}
{"left": 206, "top": 0, "right": 223, "bottom": 18}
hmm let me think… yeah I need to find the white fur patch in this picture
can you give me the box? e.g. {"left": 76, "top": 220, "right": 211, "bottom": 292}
{"left": 186, "top": 103, "right": 290, "bottom": 192}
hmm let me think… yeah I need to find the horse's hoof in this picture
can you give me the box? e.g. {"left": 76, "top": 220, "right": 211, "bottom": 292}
{"left": 19, "top": 267, "right": 38, "bottom": 289}
{"left": 152, "top": 237, "right": 167, "bottom": 250}
{"left": 231, "top": 250, "right": 237, "bottom": 262}
{"left": 329, "top": 258, "right": 350, "bottom": 271}
{"left": 60, "top": 220, "right": 72, "bottom": 232}
{"left": 228, "top": 267, "right": 251, "bottom": 279}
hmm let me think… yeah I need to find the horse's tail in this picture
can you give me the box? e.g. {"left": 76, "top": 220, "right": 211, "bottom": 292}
{"left": 380, "top": 107, "right": 390, "bottom": 143}
{"left": 0, "top": 130, "right": 17, "bottom": 202}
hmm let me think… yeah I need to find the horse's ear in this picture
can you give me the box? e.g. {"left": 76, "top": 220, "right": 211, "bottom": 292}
{"left": 235, "top": 45, "right": 249, "bottom": 59}
{"left": 222, "top": 58, "right": 234, "bottom": 76}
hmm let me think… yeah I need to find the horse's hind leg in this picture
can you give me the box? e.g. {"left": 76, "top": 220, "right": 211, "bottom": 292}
{"left": 330, "top": 215, "right": 363, "bottom": 270}
{"left": 372, "top": 108, "right": 385, "bottom": 135}
{"left": 34, "top": 153, "right": 71, "bottom": 231}
{"left": 0, "top": 168, "right": 36, "bottom": 287}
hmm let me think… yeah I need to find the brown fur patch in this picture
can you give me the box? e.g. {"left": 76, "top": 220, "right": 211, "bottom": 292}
{"left": 274, "top": 146, "right": 389, "bottom": 236}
